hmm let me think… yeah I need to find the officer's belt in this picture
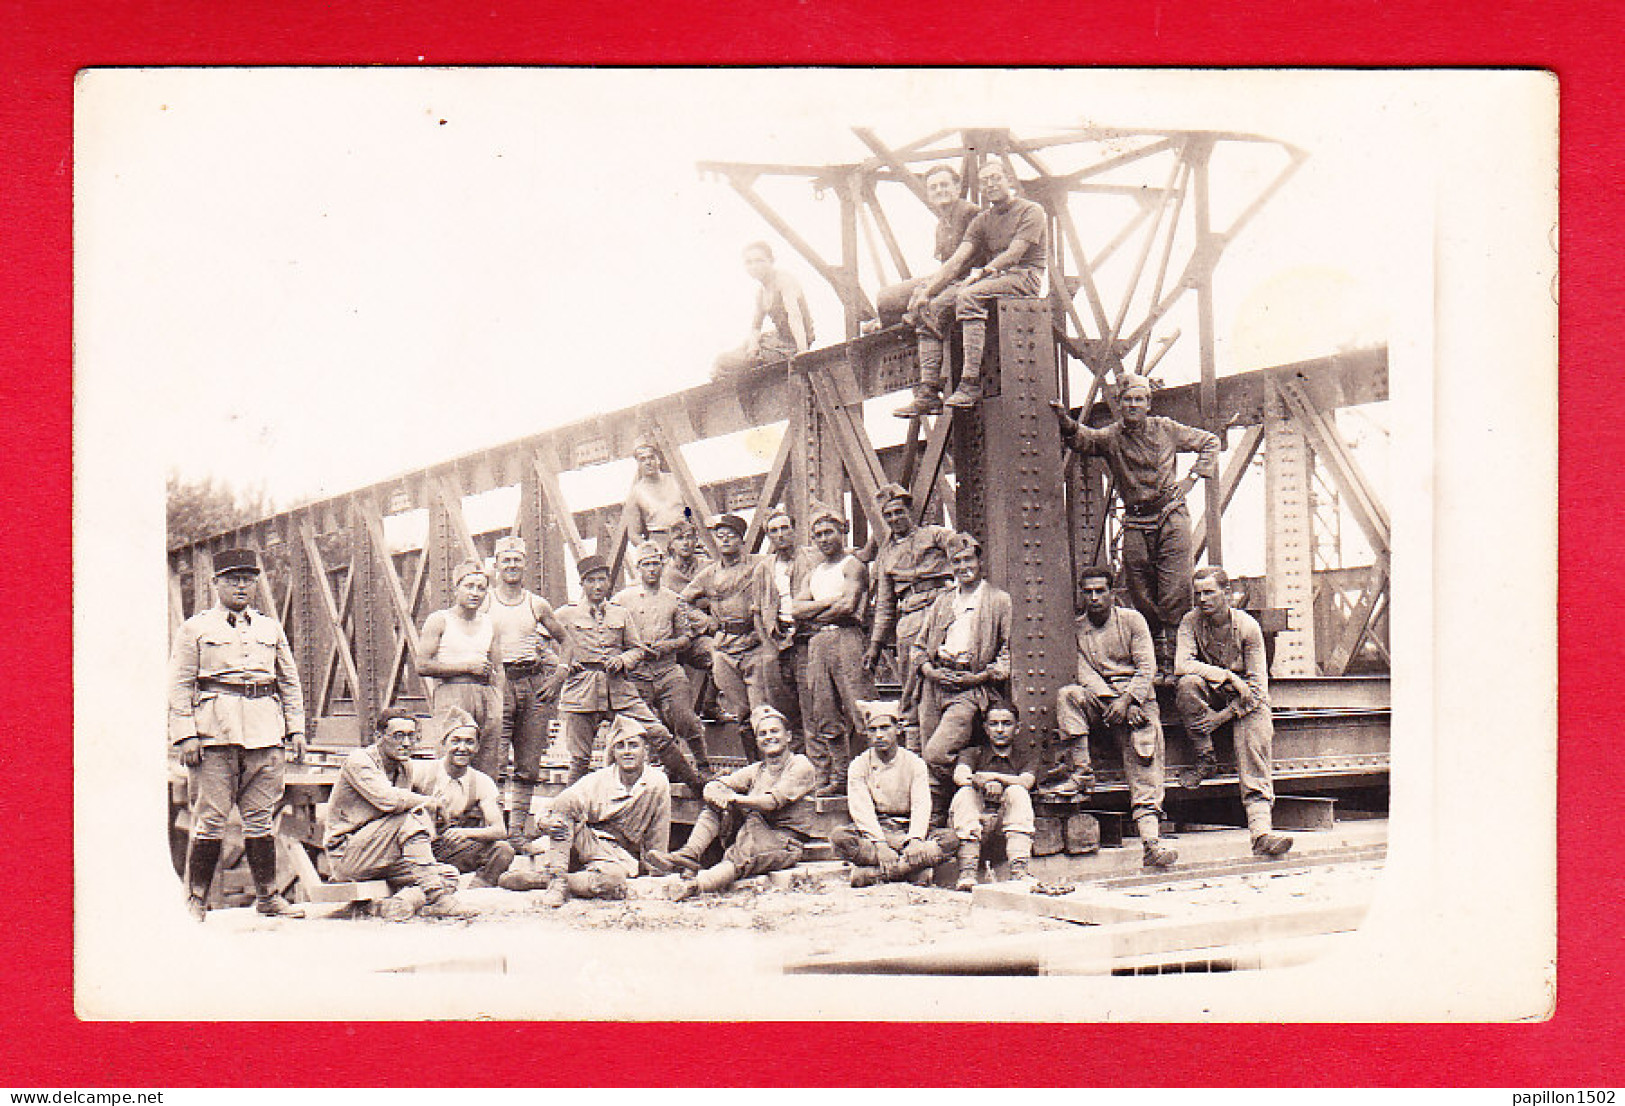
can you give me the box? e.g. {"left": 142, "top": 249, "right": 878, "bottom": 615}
{"left": 197, "top": 678, "right": 278, "bottom": 699}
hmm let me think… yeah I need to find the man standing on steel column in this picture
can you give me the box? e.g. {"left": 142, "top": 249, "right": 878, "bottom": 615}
{"left": 895, "top": 160, "right": 1048, "bottom": 415}
{"left": 1050, "top": 373, "right": 1220, "bottom": 676}
{"left": 1175, "top": 566, "right": 1294, "bottom": 856}
{"left": 167, "top": 548, "right": 307, "bottom": 921}
{"left": 485, "top": 536, "right": 570, "bottom": 845}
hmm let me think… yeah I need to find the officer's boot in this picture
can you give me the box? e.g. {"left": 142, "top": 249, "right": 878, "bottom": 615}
{"left": 945, "top": 321, "right": 987, "bottom": 408}
{"left": 184, "top": 836, "right": 222, "bottom": 923}
{"left": 954, "top": 840, "right": 981, "bottom": 892}
{"left": 244, "top": 835, "right": 304, "bottom": 918}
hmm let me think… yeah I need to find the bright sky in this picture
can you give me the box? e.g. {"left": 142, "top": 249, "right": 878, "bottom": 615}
{"left": 78, "top": 67, "right": 1417, "bottom": 565}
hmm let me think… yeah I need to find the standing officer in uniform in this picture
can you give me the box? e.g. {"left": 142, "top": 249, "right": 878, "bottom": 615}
{"left": 167, "top": 548, "right": 306, "bottom": 921}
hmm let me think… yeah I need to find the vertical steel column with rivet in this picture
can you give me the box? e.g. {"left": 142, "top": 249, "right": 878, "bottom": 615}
{"left": 949, "top": 298, "right": 1077, "bottom": 765}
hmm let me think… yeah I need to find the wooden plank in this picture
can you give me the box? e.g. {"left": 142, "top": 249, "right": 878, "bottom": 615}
{"left": 295, "top": 517, "right": 364, "bottom": 713}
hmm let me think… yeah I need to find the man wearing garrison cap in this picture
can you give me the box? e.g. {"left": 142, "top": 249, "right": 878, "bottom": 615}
{"left": 647, "top": 704, "right": 818, "bottom": 900}
{"left": 681, "top": 513, "right": 775, "bottom": 737}
{"left": 863, "top": 482, "right": 958, "bottom": 752}
{"left": 553, "top": 552, "right": 705, "bottom": 793}
{"left": 416, "top": 558, "right": 506, "bottom": 788}
{"left": 614, "top": 540, "right": 714, "bottom": 781}
{"left": 167, "top": 547, "right": 306, "bottom": 922}
{"left": 1051, "top": 374, "right": 1221, "bottom": 676}
{"left": 485, "top": 535, "right": 571, "bottom": 845}
{"left": 790, "top": 502, "right": 875, "bottom": 795}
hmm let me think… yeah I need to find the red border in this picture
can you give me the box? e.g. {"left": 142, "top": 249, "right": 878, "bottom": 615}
{"left": 4, "top": 0, "right": 1615, "bottom": 1087}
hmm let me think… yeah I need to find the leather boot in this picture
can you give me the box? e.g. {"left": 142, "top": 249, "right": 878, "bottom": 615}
{"left": 565, "top": 870, "right": 627, "bottom": 900}
{"left": 894, "top": 383, "right": 944, "bottom": 419}
{"left": 378, "top": 886, "right": 427, "bottom": 921}
{"left": 244, "top": 835, "right": 305, "bottom": 918}
{"left": 944, "top": 375, "right": 984, "bottom": 408}
{"left": 1142, "top": 839, "right": 1179, "bottom": 869}
{"left": 954, "top": 841, "right": 981, "bottom": 892}
{"left": 849, "top": 866, "right": 884, "bottom": 888}
{"left": 185, "top": 836, "right": 222, "bottom": 923}
{"left": 1006, "top": 831, "right": 1035, "bottom": 881}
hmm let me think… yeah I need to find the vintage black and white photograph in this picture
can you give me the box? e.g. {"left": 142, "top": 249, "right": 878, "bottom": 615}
{"left": 73, "top": 68, "right": 1555, "bottom": 1021}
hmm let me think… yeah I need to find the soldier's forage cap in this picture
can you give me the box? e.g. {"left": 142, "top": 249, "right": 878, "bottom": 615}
{"left": 807, "top": 501, "right": 847, "bottom": 532}
{"left": 859, "top": 699, "right": 902, "bottom": 726}
{"left": 633, "top": 541, "right": 665, "bottom": 566}
{"left": 212, "top": 548, "right": 262, "bottom": 577}
{"left": 434, "top": 706, "right": 479, "bottom": 742}
{"left": 1119, "top": 373, "right": 1153, "bottom": 398}
{"left": 749, "top": 704, "right": 790, "bottom": 735}
{"left": 452, "top": 558, "right": 488, "bottom": 586}
{"left": 877, "top": 483, "right": 913, "bottom": 506}
{"left": 576, "top": 553, "right": 612, "bottom": 580}
{"left": 495, "top": 535, "right": 526, "bottom": 556}
{"left": 710, "top": 513, "right": 748, "bottom": 537}
{"left": 764, "top": 505, "right": 794, "bottom": 528}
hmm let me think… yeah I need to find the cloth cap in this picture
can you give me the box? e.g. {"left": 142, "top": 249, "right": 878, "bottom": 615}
{"left": 749, "top": 704, "right": 790, "bottom": 735}
{"left": 763, "top": 505, "right": 794, "bottom": 529}
{"left": 877, "top": 483, "right": 912, "bottom": 506}
{"left": 807, "top": 501, "right": 847, "bottom": 533}
{"left": 495, "top": 535, "right": 526, "bottom": 557}
{"left": 859, "top": 699, "right": 902, "bottom": 727}
{"left": 434, "top": 706, "right": 479, "bottom": 743}
{"left": 602, "top": 713, "right": 649, "bottom": 750}
{"left": 451, "top": 558, "right": 488, "bottom": 586}
{"left": 710, "top": 513, "right": 748, "bottom": 537}
{"left": 633, "top": 540, "right": 666, "bottom": 566}
{"left": 1119, "top": 373, "right": 1153, "bottom": 398}
{"left": 212, "top": 548, "right": 262, "bottom": 576}
{"left": 576, "top": 553, "right": 612, "bottom": 580}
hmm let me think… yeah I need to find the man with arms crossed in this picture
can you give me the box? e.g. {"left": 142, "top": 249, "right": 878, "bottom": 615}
{"left": 792, "top": 503, "right": 875, "bottom": 796}
{"left": 949, "top": 700, "right": 1038, "bottom": 890}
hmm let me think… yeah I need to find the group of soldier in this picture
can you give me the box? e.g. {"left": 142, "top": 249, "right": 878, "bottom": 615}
{"left": 166, "top": 157, "right": 1292, "bottom": 924}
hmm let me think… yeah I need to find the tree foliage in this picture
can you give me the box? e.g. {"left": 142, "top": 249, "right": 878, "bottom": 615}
{"left": 166, "top": 473, "right": 272, "bottom": 551}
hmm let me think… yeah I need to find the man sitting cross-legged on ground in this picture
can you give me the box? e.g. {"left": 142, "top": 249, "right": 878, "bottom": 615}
{"left": 948, "top": 700, "right": 1038, "bottom": 891}
{"left": 647, "top": 704, "right": 818, "bottom": 900}
{"left": 419, "top": 707, "right": 517, "bottom": 888}
{"left": 829, "top": 701, "right": 959, "bottom": 888}
{"left": 499, "top": 716, "right": 672, "bottom": 906}
{"left": 322, "top": 708, "right": 475, "bottom": 921}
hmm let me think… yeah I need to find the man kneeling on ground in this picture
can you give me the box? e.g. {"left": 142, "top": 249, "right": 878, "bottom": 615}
{"left": 830, "top": 701, "right": 958, "bottom": 887}
{"left": 949, "top": 700, "right": 1037, "bottom": 890}
{"left": 421, "top": 707, "right": 517, "bottom": 888}
{"left": 323, "top": 708, "right": 474, "bottom": 921}
{"left": 499, "top": 716, "right": 672, "bottom": 907}
{"left": 647, "top": 704, "right": 818, "bottom": 899}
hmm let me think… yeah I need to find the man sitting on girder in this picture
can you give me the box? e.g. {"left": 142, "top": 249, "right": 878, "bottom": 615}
{"left": 1052, "top": 565, "right": 1178, "bottom": 871}
{"left": 895, "top": 160, "right": 1048, "bottom": 416}
{"left": 712, "top": 240, "right": 815, "bottom": 383}
{"left": 1049, "top": 373, "right": 1220, "bottom": 677}
{"left": 647, "top": 704, "right": 818, "bottom": 900}
{"left": 914, "top": 532, "right": 1013, "bottom": 813}
{"left": 622, "top": 437, "right": 690, "bottom": 551}
{"left": 1174, "top": 566, "right": 1294, "bottom": 857}
{"left": 874, "top": 162, "right": 981, "bottom": 328}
